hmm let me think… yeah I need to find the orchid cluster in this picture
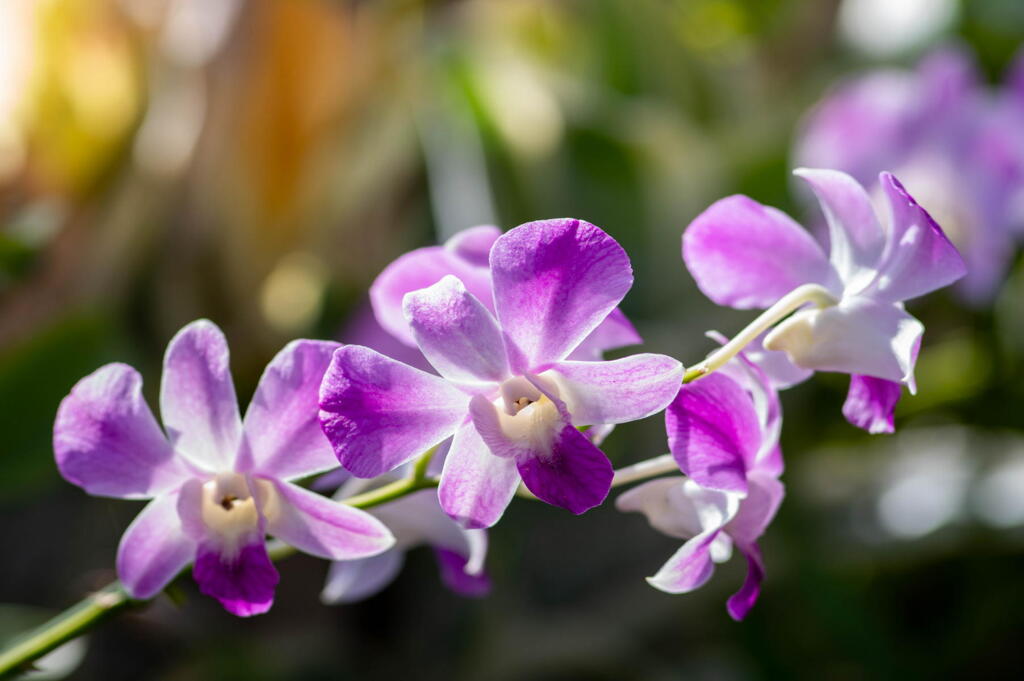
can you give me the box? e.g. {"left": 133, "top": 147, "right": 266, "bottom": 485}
{"left": 52, "top": 168, "right": 965, "bottom": 625}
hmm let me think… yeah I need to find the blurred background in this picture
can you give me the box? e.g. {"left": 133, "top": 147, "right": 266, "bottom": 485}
{"left": 2, "top": 0, "right": 1023, "bottom": 678}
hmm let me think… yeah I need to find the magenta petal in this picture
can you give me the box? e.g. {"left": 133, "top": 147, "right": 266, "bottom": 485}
{"left": 490, "top": 218, "right": 633, "bottom": 371}
{"left": 516, "top": 424, "right": 613, "bottom": 515}
{"left": 239, "top": 340, "right": 342, "bottom": 480}
{"left": 726, "top": 472, "right": 784, "bottom": 545}
{"left": 116, "top": 492, "right": 195, "bottom": 599}
{"left": 869, "top": 172, "right": 967, "bottom": 303}
{"left": 54, "top": 363, "right": 191, "bottom": 499}
{"left": 318, "top": 345, "right": 469, "bottom": 477}
{"left": 794, "top": 168, "right": 885, "bottom": 288}
{"left": 321, "top": 550, "right": 405, "bottom": 604}
{"left": 666, "top": 373, "right": 762, "bottom": 494}
{"left": 434, "top": 548, "right": 491, "bottom": 597}
{"left": 370, "top": 228, "right": 497, "bottom": 347}
{"left": 568, "top": 308, "right": 643, "bottom": 361}
{"left": 843, "top": 374, "right": 902, "bottom": 434}
{"left": 683, "top": 195, "right": 833, "bottom": 309}
{"left": 263, "top": 479, "right": 394, "bottom": 560}
{"left": 193, "top": 540, "right": 279, "bottom": 617}
{"left": 403, "top": 275, "right": 509, "bottom": 384}
{"left": 438, "top": 423, "right": 520, "bottom": 529}
{"left": 726, "top": 543, "right": 766, "bottom": 621}
{"left": 549, "top": 354, "right": 682, "bottom": 426}
{"left": 647, "top": 530, "right": 721, "bottom": 594}
{"left": 160, "top": 320, "right": 242, "bottom": 471}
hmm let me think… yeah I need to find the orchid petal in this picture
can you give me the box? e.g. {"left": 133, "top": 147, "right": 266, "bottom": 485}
{"left": 726, "top": 543, "right": 766, "bottom": 621}
{"left": 683, "top": 195, "right": 833, "bottom": 309}
{"left": 794, "top": 168, "right": 885, "bottom": 291}
{"left": 403, "top": 275, "right": 509, "bottom": 384}
{"left": 843, "top": 374, "right": 902, "bottom": 434}
{"left": 866, "top": 172, "right": 967, "bottom": 303}
{"left": 320, "top": 550, "right": 405, "bottom": 604}
{"left": 370, "top": 227, "right": 498, "bottom": 346}
{"left": 568, "top": 308, "right": 643, "bottom": 361}
{"left": 160, "top": 320, "right": 242, "bottom": 471}
{"left": 55, "top": 363, "right": 192, "bottom": 499}
{"left": 515, "top": 424, "right": 613, "bottom": 515}
{"left": 646, "top": 530, "right": 720, "bottom": 594}
{"left": 239, "top": 340, "right": 342, "bottom": 480}
{"left": 438, "top": 422, "right": 521, "bottom": 529}
{"left": 434, "top": 548, "right": 491, "bottom": 597}
{"left": 726, "top": 472, "right": 784, "bottom": 546}
{"left": 615, "top": 476, "right": 701, "bottom": 540}
{"left": 763, "top": 297, "right": 923, "bottom": 385}
{"left": 262, "top": 479, "right": 394, "bottom": 560}
{"left": 318, "top": 346, "right": 469, "bottom": 478}
{"left": 490, "top": 218, "right": 633, "bottom": 371}
{"left": 548, "top": 354, "right": 682, "bottom": 426}
{"left": 193, "top": 540, "right": 279, "bottom": 617}
{"left": 666, "top": 373, "right": 763, "bottom": 494}
{"left": 116, "top": 492, "right": 195, "bottom": 599}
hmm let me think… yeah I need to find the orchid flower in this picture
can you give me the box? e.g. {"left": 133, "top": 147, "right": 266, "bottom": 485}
{"left": 54, "top": 320, "right": 394, "bottom": 616}
{"left": 617, "top": 352, "right": 784, "bottom": 620}
{"left": 795, "top": 47, "right": 1024, "bottom": 303}
{"left": 683, "top": 168, "right": 966, "bottom": 433}
{"left": 322, "top": 471, "right": 489, "bottom": 604}
{"left": 370, "top": 224, "right": 643, "bottom": 361}
{"left": 319, "top": 219, "right": 683, "bottom": 528}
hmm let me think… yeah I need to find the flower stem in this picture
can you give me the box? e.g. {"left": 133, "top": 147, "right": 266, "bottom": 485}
{"left": 610, "top": 454, "right": 678, "bottom": 487}
{"left": 682, "top": 283, "right": 836, "bottom": 383}
{"left": 0, "top": 470, "right": 440, "bottom": 678}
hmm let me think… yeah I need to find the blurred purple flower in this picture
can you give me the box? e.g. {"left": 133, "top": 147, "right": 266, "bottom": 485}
{"left": 617, "top": 353, "right": 784, "bottom": 620}
{"left": 320, "top": 219, "right": 683, "bottom": 528}
{"left": 795, "top": 47, "right": 1024, "bottom": 303}
{"left": 54, "top": 320, "right": 393, "bottom": 616}
{"left": 322, "top": 474, "right": 489, "bottom": 603}
{"left": 683, "top": 169, "right": 965, "bottom": 433}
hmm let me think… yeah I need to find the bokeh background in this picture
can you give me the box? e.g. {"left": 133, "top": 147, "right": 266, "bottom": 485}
{"left": 2, "top": 0, "right": 1023, "bottom": 678}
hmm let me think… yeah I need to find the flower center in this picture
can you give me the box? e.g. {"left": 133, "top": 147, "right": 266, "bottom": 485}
{"left": 494, "top": 375, "right": 563, "bottom": 449}
{"left": 198, "top": 472, "right": 272, "bottom": 556}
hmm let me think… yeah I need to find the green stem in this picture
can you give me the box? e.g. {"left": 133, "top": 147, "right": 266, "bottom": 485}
{"left": 682, "top": 283, "right": 836, "bottom": 383}
{"left": 0, "top": 470, "right": 440, "bottom": 679}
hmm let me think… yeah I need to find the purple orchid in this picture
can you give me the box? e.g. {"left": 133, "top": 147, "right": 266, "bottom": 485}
{"left": 319, "top": 219, "right": 683, "bottom": 528}
{"left": 617, "top": 353, "right": 784, "bottom": 620}
{"left": 54, "top": 320, "right": 394, "bottom": 616}
{"left": 370, "top": 224, "right": 643, "bottom": 361}
{"left": 322, "top": 473, "right": 489, "bottom": 603}
{"left": 795, "top": 47, "right": 1024, "bottom": 303}
{"left": 683, "top": 168, "right": 966, "bottom": 434}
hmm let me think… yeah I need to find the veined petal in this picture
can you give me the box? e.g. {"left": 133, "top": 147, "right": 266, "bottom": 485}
{"left": 318, "top": 346, "right": 469, "bottom": 478}
{"left": 763, "top": 297, "right": 923, "bottom": 385}
{"left": 726, "top": 543, "right": 766, "bottom": 621}
{"left": 320, "top": 550, "right": 405, "bottom": 604}
{"left": 160, "top": 320, "right": 242, "bottom": 471}
{"left": 116, "top": 492, "right": 195, "bottom": 599}
{"left": 438, "top": 422, "right": 520, "bottom": 529}
{"left": 369, "top": 227, "right": 498, "bottom": 347}
{"left": 794, "top": 168, "right": 885, "bottom": 291}
{"left": 666, "top": 373, "right": 763, "bottom": 494}
{"left": 567, "top": 308, "right": 643, "bottom": 361}
{"left": 490, "top": 218, "right": 633, "bottom": 371}
{"left": 843, "top": 374, "right": 902, "bottom": 434}
{"left": 403, "top": 276, "right": 510, "bottom": 384}
{"left": 866, "top": 172, "right": 967, "bottom": 303}
{"left": 55, "top": 363, "right": 192, "bottom": 499}
{"left": 547, "top": 354, "right": 682, "bottom": 425}
{"left": 193, "top": 540, "right": 279, "bottom": 617}
{"left": 683, "top": 195, "right": 833, "bottom": 309}
{"left": 261, "top": 479, "right": 394, "bottom": 560}
{"left": 239, "top": 340, "right": 342, "bottom": 480}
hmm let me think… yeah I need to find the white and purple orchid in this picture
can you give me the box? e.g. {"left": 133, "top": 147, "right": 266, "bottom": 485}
{"left": 322, "top": 473, "right": 489, "bottom": 604}
{"left": 618, "top": 352, "right": 784, "bottom": 620}
{"left": 53, "top": 320, "right": 394, "bottom": 616}
{"left": 683, "top": 168, "right": 966, "bottom": 433}
{"left": 319, "top": 219, "right": 683, "bottom": 528}
{"left": 795, "top": 47, "right": 1024, "bottom": 303}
